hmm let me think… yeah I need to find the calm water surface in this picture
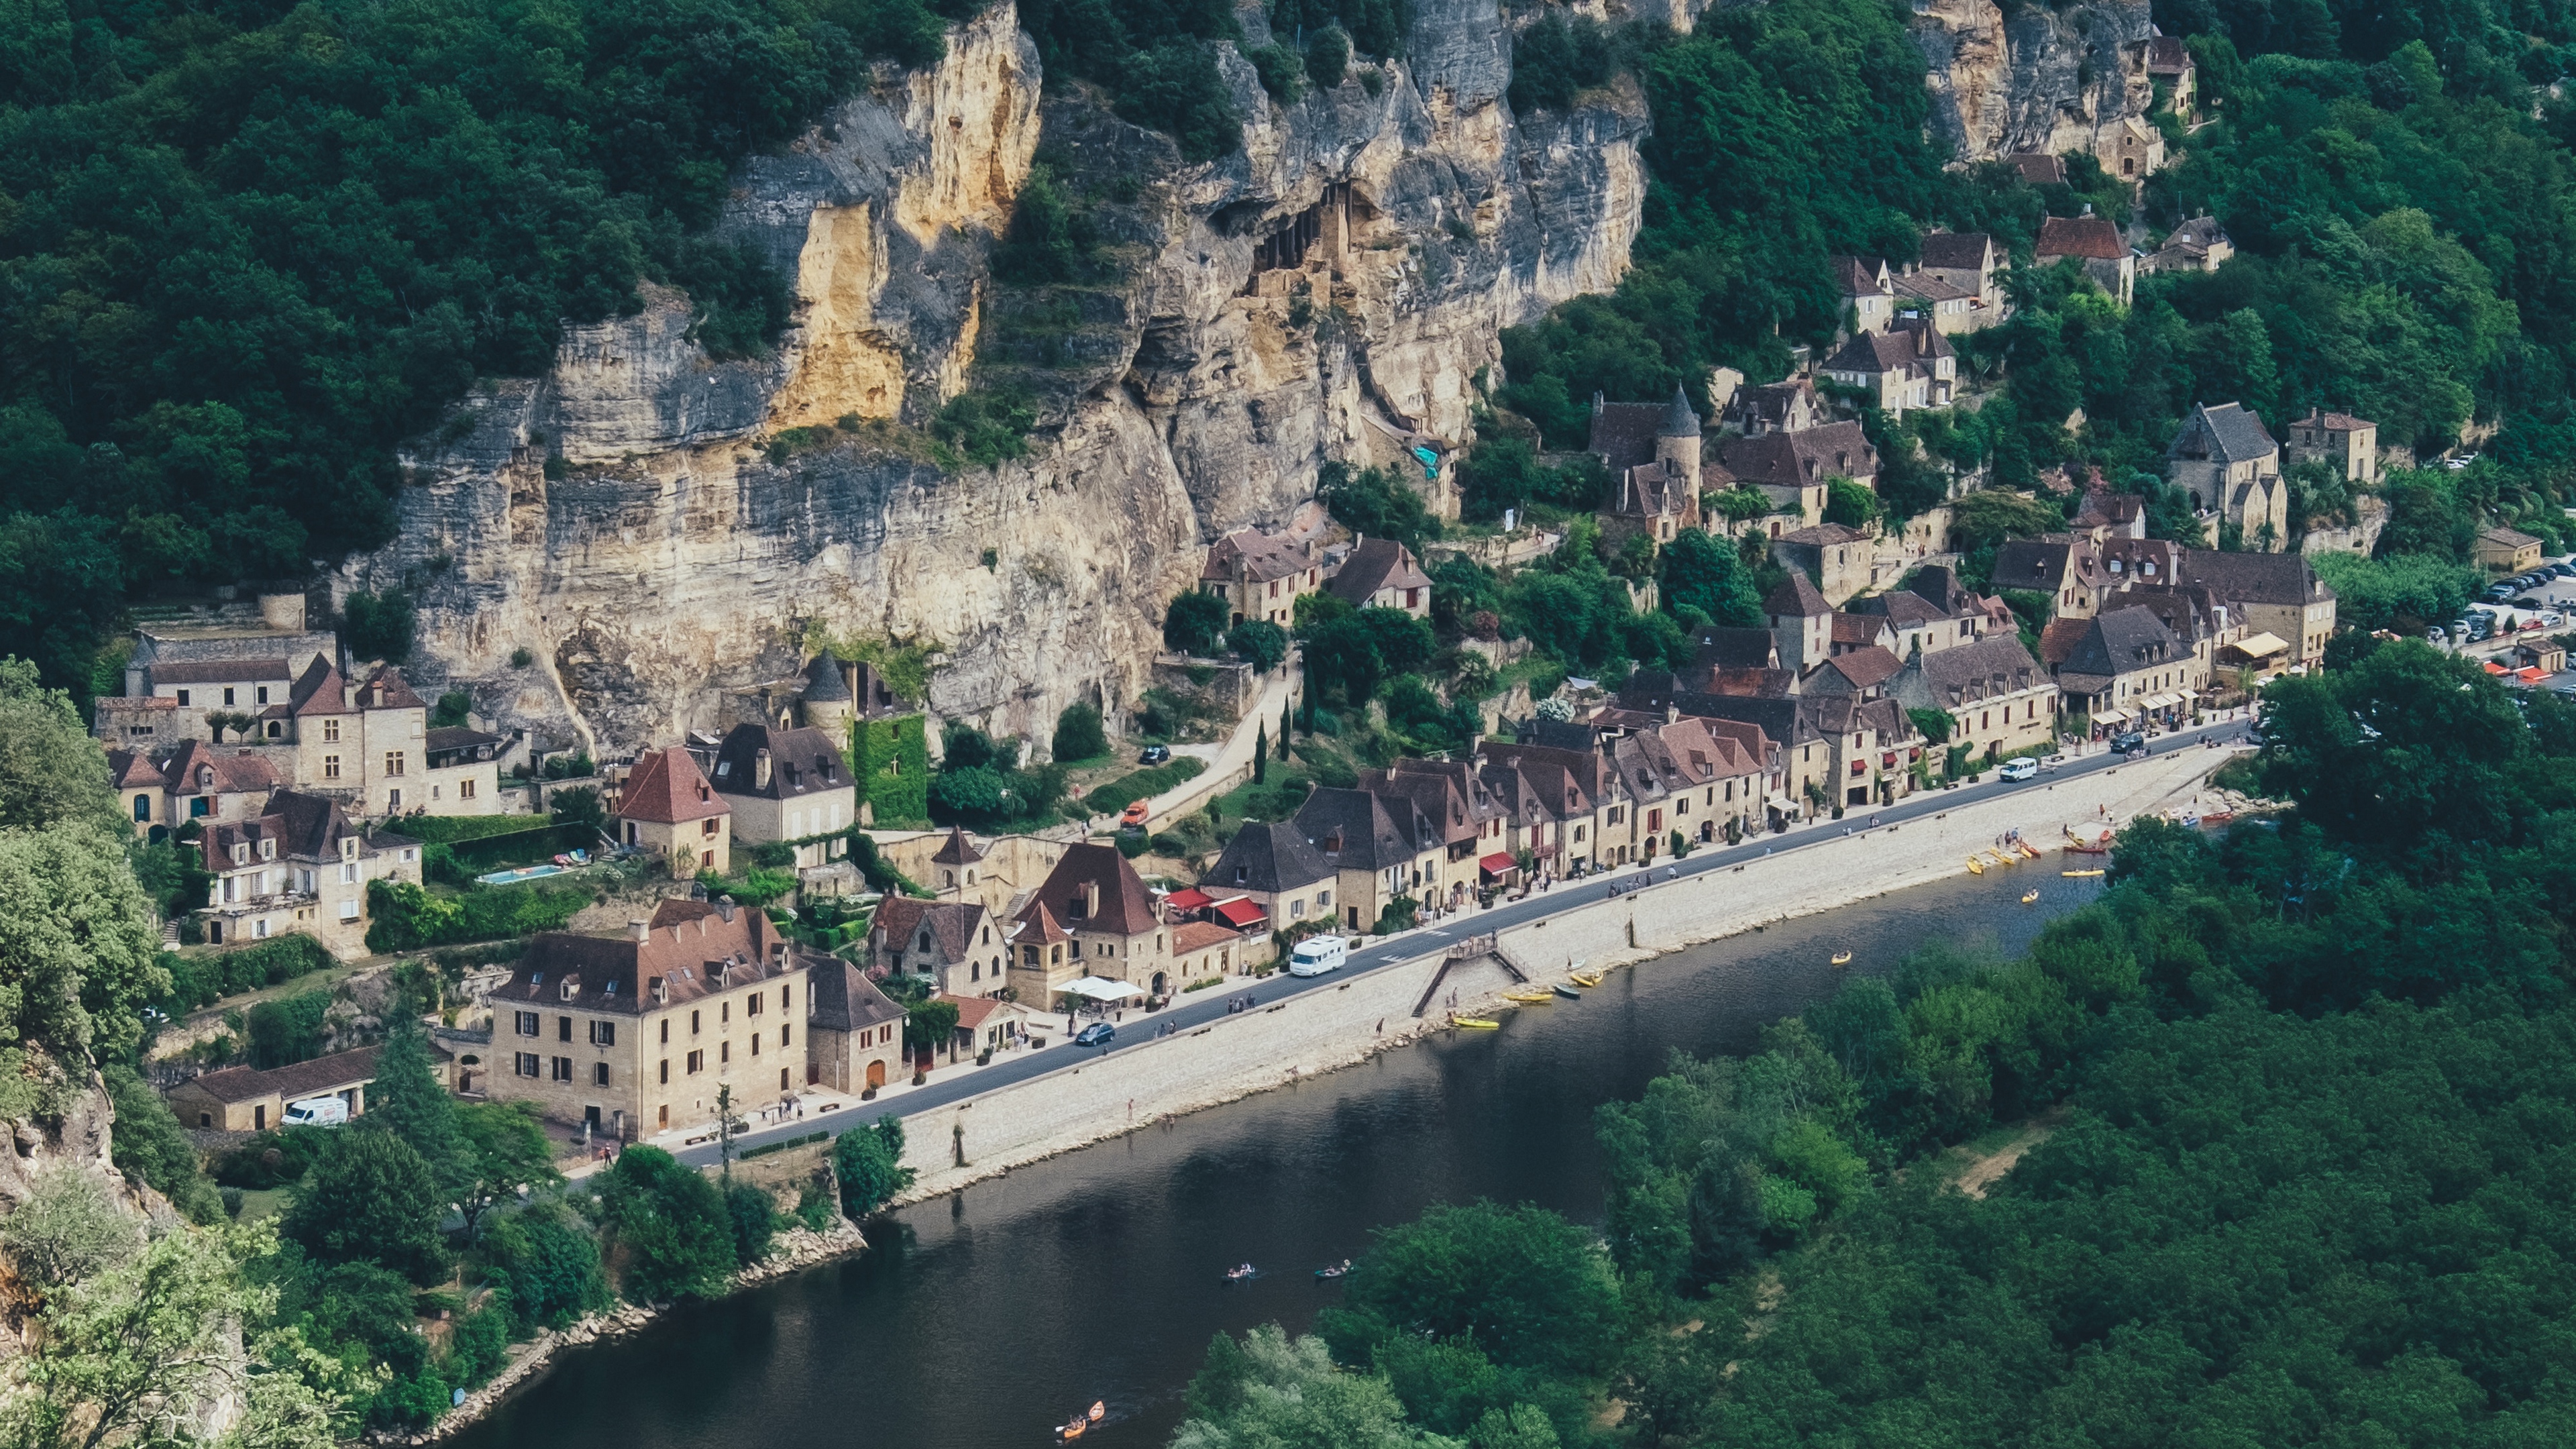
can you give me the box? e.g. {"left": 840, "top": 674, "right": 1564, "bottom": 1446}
{"left": 452, "top": 866, "right": 2100, "bottom": 1449}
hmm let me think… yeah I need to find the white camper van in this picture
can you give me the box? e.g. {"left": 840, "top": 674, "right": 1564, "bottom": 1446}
{"left": 1288, "top": 935, "right": 1349, "bottom": 977}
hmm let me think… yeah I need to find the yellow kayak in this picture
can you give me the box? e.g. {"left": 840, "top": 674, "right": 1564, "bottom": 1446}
{"left": 2063, "top": 869, "right": 2104, "bottom": 877}
{"left": 2020, "top": 889, "right": 2039, "bottom": 904}
{"left": 1986, "top": 849, "right": 2017, "bottom": 867}
{"left": 1966, "top": 856, "right": 1985, "bottom": 874}
{"left": 1453, "top": 1016, "right": 1501, "bottom": 1029}
{"left": 1503, "top": 990, "right": 1555, "bottom": 1004}
{"left": 1830, "top": 951, "right": 1852, "bottom": 966}
{"left": 1568, "top": 971, "right": 1603, "bottom": 988}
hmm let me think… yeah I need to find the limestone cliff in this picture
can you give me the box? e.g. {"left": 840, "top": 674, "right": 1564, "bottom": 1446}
{"left": 1909, "top": 0, "right": 2157, "bottom": 163}
{"left": 348, "top": 0, "right": 1647, "bottom": 753}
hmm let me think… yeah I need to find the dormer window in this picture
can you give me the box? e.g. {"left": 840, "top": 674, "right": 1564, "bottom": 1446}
{"left": 258, "top": 839, "right": 274, "bottom": 861}
{"left": 696, "top": 783, "right": 710, "bottom": 802}
{"left": 231, "top": 843, "right": 248, "bottom": 865}
{"left": 560, "top": 980, "right": 578, "bottom": 1001}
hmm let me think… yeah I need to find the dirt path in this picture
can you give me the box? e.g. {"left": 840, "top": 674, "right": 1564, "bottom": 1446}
{"left": 1943, "top": 1106, "right": 2070, "bottom": 1199}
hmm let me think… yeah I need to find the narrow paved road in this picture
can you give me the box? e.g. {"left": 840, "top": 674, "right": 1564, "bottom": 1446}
{"left": 672, "top": 718, "right": 2251, "bottom": 1169}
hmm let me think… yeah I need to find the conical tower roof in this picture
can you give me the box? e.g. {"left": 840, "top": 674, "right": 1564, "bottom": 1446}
{"left": 1658, "top": 384, "right": 1701, "bottom": 439}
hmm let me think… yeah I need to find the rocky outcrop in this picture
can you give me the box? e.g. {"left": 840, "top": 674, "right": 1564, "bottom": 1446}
{"left": 1911, "top": 0, "right": 2157, "bottom": 163}
{"left": 345, "top": 0, "right": 1648, "bottom": 753}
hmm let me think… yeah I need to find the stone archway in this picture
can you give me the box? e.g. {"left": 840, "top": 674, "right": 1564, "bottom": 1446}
{"left": 1151, "top": 971, "right": 1168, "bottom": 996}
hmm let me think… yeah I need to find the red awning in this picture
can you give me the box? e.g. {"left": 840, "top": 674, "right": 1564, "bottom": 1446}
{"left": 2483, "top": 660, "right": 2509, "bottom": 674}
{"left": 1165, "top": 888, "right": 1214, "bottom": 911}
{"left": 1212, "top": 898, "right": 1267, "bottom": 928}
{"left": 1479, "top": 852, "right": 1517, "bottom": 876}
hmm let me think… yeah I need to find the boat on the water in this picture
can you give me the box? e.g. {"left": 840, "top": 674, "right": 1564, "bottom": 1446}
{"left": 1503, "top": 990, "right": 1554, "bottom": 1004}
{"left": 1829, "top": 951, "right": 1853, "bottom": 966}
{"left": 2017, "top": 841, "right": 2043, "bottom": 859}
{"left": 1315, "top": 1259, "right": 1352, "bottom": 1280}
{"left": 1223, "top": 1263, "right": 1256, "bottom": 1282}
{"left": 1059, "top": 1420, "right": 1086, "bottom": 1442}
{"left": 1089, "top": 1403, "right": 1106, "bottom": 1423}
{"left": 1453, "top": 1016, "right": 1501, "bottom": 1029}
{"left": 2063, "top": 869, "right": 2105, "bottom": 877}
{"left": 2021, "top": 889, "right": 2040, "bottom": 904}
{"left": 1552, "top": 983, "right": 1582, "bottom": 1000}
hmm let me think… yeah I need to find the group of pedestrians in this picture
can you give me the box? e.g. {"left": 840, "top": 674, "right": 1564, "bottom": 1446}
{"left": 1222, "top": 993, "right": 1260, "bottom": 1014}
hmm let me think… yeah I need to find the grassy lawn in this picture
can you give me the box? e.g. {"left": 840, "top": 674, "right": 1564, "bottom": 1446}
{"left": 234, "top": 1186, "right": 292, "bottom": 1224}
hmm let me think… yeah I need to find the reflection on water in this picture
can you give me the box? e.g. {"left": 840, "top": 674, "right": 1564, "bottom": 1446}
{"left": 453, "top": 867, "right": 2102, "bottom": 1449}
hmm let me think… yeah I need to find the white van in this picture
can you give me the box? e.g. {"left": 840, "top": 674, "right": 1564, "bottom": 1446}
{"left": 282, "top": 1095, "right": 349, "bottom": 1128}
{"left": 1288, "top": 935, "right": 1349, "bottom": 977}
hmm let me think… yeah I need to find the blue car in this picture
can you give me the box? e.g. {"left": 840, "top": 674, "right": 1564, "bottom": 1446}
{"left": 1075, "top": 1022, "right": 1116, "bottom": 1048}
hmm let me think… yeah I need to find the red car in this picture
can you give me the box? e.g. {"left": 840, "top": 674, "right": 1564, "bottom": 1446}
{"left": 1119, "top": 800, "right": 1151, "bottom": 827}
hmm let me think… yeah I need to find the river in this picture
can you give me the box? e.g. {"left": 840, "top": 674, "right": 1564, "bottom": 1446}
{"left": 450, "top": 865, "right": 2102, "bottom": 1449}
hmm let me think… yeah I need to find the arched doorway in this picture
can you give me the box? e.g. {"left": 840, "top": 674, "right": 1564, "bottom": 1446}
{"left": 1151, "top": 971, "right": 1168, "bottom": 996}
{"left": 865, "top": 1059, "right": 887, "bottom": 1089}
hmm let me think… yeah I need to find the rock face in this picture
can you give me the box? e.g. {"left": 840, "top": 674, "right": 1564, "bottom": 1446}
{"left": 1911, "top": 0, "right": 2157, "bottom": 163}
{"left": 347, "top": 0, "right": 1647, "bottom": 753}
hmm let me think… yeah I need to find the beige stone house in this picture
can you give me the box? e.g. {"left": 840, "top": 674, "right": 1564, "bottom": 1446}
{"left": 1828, "top": 255, "right": 1896, "bottom": 334}
{"left": 1326, "top": 538, "right": 1434, "bottom": 616}
{"left": 1772, "top": 525, "right": 1876, "bottom": 606}
{"left": 2474, "top": 527, "right": 2546, "bottom": 575}
{"left": 2094, "top": 115, "right": 2165, "bottom": 184}
{"left": 614, "top": 745, "right": 731, "bottom": 875}
{"left": 487, "top": 898, "right": 822, "bottom": 1138}
{"left": 869, "top": 896, "right": 1008, "bottom": 998}
{"left": 2169, "top": 403, "right": 2288, "bottom": 549}
{"left": 423, "top": 728, "right": 505, "bottom": 815}
{"left": 2041, "top": 606, "right": 2207, "bottom": 731}
{"left": 1915, "top": 231, "right": 2004, "bottom": 329}
{"left": 1202, "top": 529, "right": 1323, "bottom": 628}
{"left": 1008, "top": 843, "right": 1177, "bottom": 1004}
{"left": 708, "top": 722, "right": 853, "bottom": 867}
{"left": 2175, "top": 551, "right": 2339, "bottom": 667}
{"left": 166, "top": 1046, "right": 380, "bottom": 1133}
{"left": 1198, "top": 822, "right": 1338, "bottom": 931}
{"left": 1819, "top": 319, "right": 1954, "bottom": 414}
{"left": 199, "top": 791, "right": 421, "bottom": 955}
{"left": 807, "top": 959, "right": 907, "bottom": 1093}
{"left": 1293, "top": 785, "right": 1454, "bottom": 930}
{"left": 2284, "top": 409, "right": 2379, "bottom": 486}
{"left": 1888, "top": 635, "right": 2061, "bottom": 759}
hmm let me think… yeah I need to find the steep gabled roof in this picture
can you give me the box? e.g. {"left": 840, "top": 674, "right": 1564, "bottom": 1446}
{"left": 2010, "top": 152, "right": 2068, "bottom": 186}
{"left": 1901, "top": 635, "right": 2049, "bottom": 708}
{"left": 1021, "top": 842, "right": 1159, "bottom": 938}
{"left": 871, "top": 898, "right": 989, "bottom": 962}
{"left": 930, "top": 826, "right": 985, "bottom": 867}
{"left": 160, "top": 741, "right": 278, "bottom": 797}
{"left": 1819, "top": 645, "right": 1906, "bottom": 693}
{"left": 1589, "top": 400, "right": 1667, "bottom": 472}
{"left": 802, "top": 652, "right": 852, "bottom": 703}
{"left": 1917, "top": 231, "right": 1996, "bottom": 272}
{"left": 1764, "top": 572, "right": 1833, "bottom": 619}
{"left": 1203, "top": 820, "right": 1335, "bottom": 896}
{"left": 1691, "top": 628, "right": 1779, "bottom": 671}
{"left": 285, "top": 657, "right": 354, "bottom": 717}
{"left": 105, "top": 748, "right": 166, "bottom": 790}
{"left": 808, "top": 961, "right": 907, "bottom": 1033}
{"left": 2036, "top": 215, "right": 2127, "bottom": 262}
{"left": 1328, "top": 538, "right": 1432, "bottom": 607}
{"left": 1203, "top": 529, "right": 1315, "bottom": 585}
{"left": 2171, "top": 402, "right": 2277, "bottom": 464}
{"left": 353, "top": 666, "right": 427, "bottom": 712}
{"left": 708, "top": 722, "right": 847, "bottom": 802}
{"left": 2174, "top": 549, "right": 2334, "bottom": 607}
{"left": 502, "top": 898, "right": 812, "bottom": 1018}
{"left": 616, "top": 745, "right": 731, "bottom": 824}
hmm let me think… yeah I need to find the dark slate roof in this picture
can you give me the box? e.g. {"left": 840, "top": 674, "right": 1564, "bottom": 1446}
{"left": 1295, "top": 787, "right": 1428, "bottom": 872}
{"left": 1658, "top": 384, "right": 1701, "bottom": 438}
{"left": 1829, "top": 255, "right": 1891, "bottom": 297}
{"left": 2011, "top": 153, "right": 2068, "bottom": 185}
{"left": 1907, "top": 565, "right": 1979, "bottom": 617}
{"left": 1991, "top": 537, "right": 2082, "bottom": 592}
{"left": 807, "top": 961, "right": 907, "bottom": 1034}
{"left": 1327, "top": 538, "right": 1432, "bottom": 607}
{"left": 1764, "top": 572, "right": 1833, "bottom": 618}
{"left": 2037, "top": 215, "right": 2126, "bottom": 260}
{"left": 1917, "top": 231, "right": 1994, "bottom": 271}
{"left": 1202, "top": 821, "right": 1335, "bottom": 895}
{"left": 425, "top": 727, "right": 504, "bottom": 755}
{"left": 149, "top": 658, "right": 290, "bottom": 686}
{"left": 871, "top": 898, "right": 989, "bottom": 962}
{"left": 2059, "top": 606, "right": 2183, "bottom": 682}
{"left": 1691, "top": 628, "right": 1778, "bottom": 670}
{"left": 802, "top": 652, "right": 852, "bottom": 703}
{"left": 500, "top": 898, "right": 813, "bottom": 1018}
{"left": 2171, "top": 402, "right": 2277, "bottom": 465}
{"left": 1203, "top": 529, "right": 1315, "bottom": 585}
{"left": 1849, "top": 590, "right": 1945, "bottom": 630}
{"left": 1715, "top": 421, "right": 1878, "bottom": 488}
{"left": 2174, "top": 549, "right": 2334, "bottom": 607}
{"left": 2145, "top": 34, "right": 2192, "bottom": 70}
{"left": 1589, "top": 400, "right": 1667, "bottom": 472}
{"left": 1902, "top": 635, "right": 2049, "bottom": 708}
{"left": 161, "top": 741, "right": 279, "bottom": 797}
{"left": 708, "top": 722, "right": 847, "bottom": 801}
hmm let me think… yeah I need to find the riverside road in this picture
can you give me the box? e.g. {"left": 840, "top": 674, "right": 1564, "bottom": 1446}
{"left": 671, "top": 717, "right": 2252, "bottom": 1170}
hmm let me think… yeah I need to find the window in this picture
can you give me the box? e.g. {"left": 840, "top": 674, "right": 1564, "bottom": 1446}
{"left": 751, "top": 1032, "right": 761, "bottom": 1056}
{"left": 339, "top": 900, "right": 361, "bottom": 922}
{"left": 660, "top": 1020, "right": 669, "bottom": 1044}
{"left": 781, "top": 1022, "right": 790, "bottom": 1046}
{"left": 588, "top": 1020, "right": 616, "bottom": 1046}
{"left": 256, "top": 686, "right": 269, "bottom": 705}
{"left": 460, "top": 777, "right": 476, "bottom": 800}
{"left": 551, "top": 1056, "right": 572, "bottom": 1082}
{"left": 720, "top": 1040, "right": 731, "bottom": 1064}
{"left": 1292, "top": 899, "right": 1307, "bottom": 918}
{"left": 702, "top": 818, "right": 720, "bottom": 838}
{"left": 721, "top": 1002, "right": 730, "bottom": 1024}
{"left": 516, "top": 1053, "right": 540, "bottom": 1077}
{"left": 515, "top": 1012, "right": 539, "bottom": 1036}
{"left": 659, "top": 1059, "right": 670, "bottom": 1084}
{"left": 1318, "top": 890, "right": 1331, "bottom": 908}
{"left": 323, "top": 755, "right": 341, "bottom": 780}
{"left": 384, "top": 751, "right": 405, "bottom": 777}
{"left": 782, "top": 984, "right": 790, "bottom": 1009}
{"left": 339, "top": 861, "right": 356, "bottom": 885}
{"left": 686, "top": 1050, "right": 704, "bottom": 1074}
{"left": 691, "top": 1010, "right": 701, "bottom": 1035}
{"left": 132, "top": 794, "right": 150, "bottom": 822}
{"left": 174, "top": 690, "right": 190, "bottom": 706}
{"left": 223, "top": 687, "right": 235, "bottom": 706}
{"left": 747, "top": 991, "right": 763, "bottom": 1016}
{"left": 323, "top": 718, "right": 339, "bottom": 743}
{"left": 592, "top": 1062, "right": 610, "bottom": 1087}
{"left": 253, "top": 918, "right": 270, "bottom": 939}
{"left": 557, "top": 1016, "right": 572, "bottom": 1042}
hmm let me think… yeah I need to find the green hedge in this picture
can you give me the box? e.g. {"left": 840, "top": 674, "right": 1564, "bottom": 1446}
{"left": 364, "top": 879, "right": 590, "bottom": 953}
{"left": 435, "top": 823, "right": 600, "bottom": 871}
{"left": 388, "top": 813, "right": 551, "bottom": 845}
{"left": 1084, "top": 756, "right": 1208, "bottom": 815}
{"left": 158, "top": 934, "right": 337, "bottom": 1013}
{"left": 853, "top": 714, "right": 930, "bottom": 828}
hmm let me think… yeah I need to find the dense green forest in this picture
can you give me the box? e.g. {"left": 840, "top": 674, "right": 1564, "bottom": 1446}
{"left": 1173, "top": 636, "right": 2576, "bottom": 1449}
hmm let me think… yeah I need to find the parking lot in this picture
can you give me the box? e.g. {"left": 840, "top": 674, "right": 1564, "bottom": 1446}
{"left": 2434, "top": 555, "right": 2576, "bottom": 652}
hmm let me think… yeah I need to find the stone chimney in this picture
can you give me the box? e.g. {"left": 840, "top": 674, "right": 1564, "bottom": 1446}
{"left": 1082, "top": 880, "right": 1099, "bottom": 918}
{"left": 714, "top": 895, "right": 736, "bottom": 924}
{"left": 754, "top": 748, "right": 772, "bottom": 790}
{"left": 629, "top": 920, "right": 649, "bottom": 943}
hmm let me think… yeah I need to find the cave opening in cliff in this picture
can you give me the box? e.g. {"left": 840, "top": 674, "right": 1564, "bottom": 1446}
{"left": 1244, "top": 184, "right": 1365, "bottom": 284}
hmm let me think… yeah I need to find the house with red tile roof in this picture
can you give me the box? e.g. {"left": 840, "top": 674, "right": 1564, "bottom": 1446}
{"left": 614, "top": 745, "right": 731, "bottom": 875}
{"left": 2035, "top": 213, "right": 2135, "bottom": 305}
{"left": 1008, "top": 843, "right": 1178, "bottom": 1005}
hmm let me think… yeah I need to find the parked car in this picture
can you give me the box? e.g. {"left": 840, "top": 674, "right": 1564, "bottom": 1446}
{"left": 2427, "top": 627, "right": 2448, "bottom": 645}
{"left": 2551, "top": 564, "right": 2575, "bottom": 578}
{"left": 1074, "top": 1022, "right": 1116, "bottom": 1048}
{"left": 2544, "top": 612, "right": 2565, "bottom": 627}
{"left": 1118, "top": 800, "right": 1151, "bottom": 827}
{"left": 2110, "top": 731, "right": 2149, "bottom": 755}
{"left": 1138, "top": 745, "right": 1172, "bottom": 765}
{"left": 1998, "top": 757, "right": 2039, "bottom": 782}
{"left": 2514, "top": 596, "right": 2548, "bottom": 610}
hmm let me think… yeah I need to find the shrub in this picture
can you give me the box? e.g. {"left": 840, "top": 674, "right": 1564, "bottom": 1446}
{"left": 1053, "top": 701, "right": 1109, "bottom": 762}
{"left": 1165, "top": 590, "right": 1232, "bottom": 655}
{"left": 1246, "top": 42, "right": 1303, "bottom": 101}
{"left": 364, "top": 878, "right": 589, "bottom": 952}
{"left": 1304, "top": 25, "right": 1350, "bottom": 89}
{"left": 482, "top": 1204, "right": 607, "bottom": 1332}
{"left": 834, "top": 1116, "right": 916, "bottom": 1218}
{"left": 600, "top": 1147, "right": 734, "bottom": 1303}
{"left": 341, "top": 591, "right": 416, "bottom": 665}
{"left": 930, "top": 386, "right": 1038, "bottom": 468}
{"left": 725, "top": 1181, "right": 780, "bottom": 1267}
